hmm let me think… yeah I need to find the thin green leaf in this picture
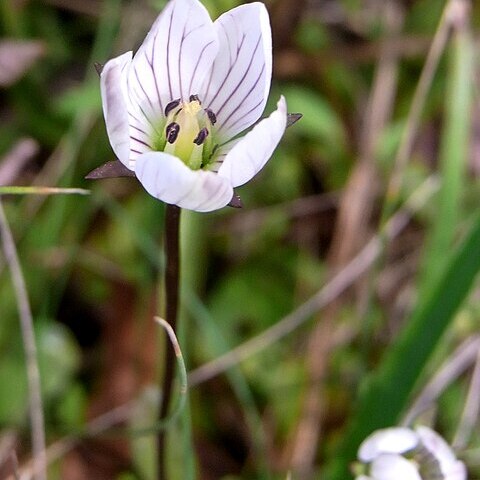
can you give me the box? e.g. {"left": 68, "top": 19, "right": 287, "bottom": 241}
{"left": 328, "top": 210, "right": 480, "bottom": 479}
{"left": 0, "top": 186, "right": 90, "bottom": 195}
{"left": 418, "top": 20, "right": 474, "bottom": 297}
{"left": 327, "top": 15, "right": 475, "bottom": 480}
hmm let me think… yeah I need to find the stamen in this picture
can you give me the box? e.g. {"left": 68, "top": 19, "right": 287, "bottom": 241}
{"left": 166, "top": 122, "right": 180, "bottom": 143}
{"left": 193, "top": 127, "right": 209, "bottom": 145}
{"left": 165, "top": 99, "right": 181, "bottom": 117}
{"left": 206, "top": 109, "right": 217, "bottom": 125}
{"left": 189, "top": 94, "right": 201, "bottom": 104}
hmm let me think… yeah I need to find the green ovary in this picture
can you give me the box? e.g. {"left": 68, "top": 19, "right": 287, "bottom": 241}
{"left": 162, "top": 99, "right": 215, "bottom": 171}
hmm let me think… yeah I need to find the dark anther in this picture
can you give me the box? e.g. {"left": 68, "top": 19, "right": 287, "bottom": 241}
{"left": 206, "top": 109, "right": 217, "bottom": 125}
{"left": 193, "top": 128, "right": 209, "bottom": 145}
{"left": 165, "top": 99, "right": 181, "bottom": 117}
{"left": 166, "top": 122, "right": 180, "bottom": 143}
{"left": 189, "top": 94, "right": 201, "bottom": 104}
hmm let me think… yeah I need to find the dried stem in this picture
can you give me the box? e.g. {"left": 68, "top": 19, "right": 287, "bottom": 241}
{"left": 19, "top": 403, "right": 132, "bottom": 479}
{"left": 0, "top": 138, "right": 39, "bottom": 185}
{"left": 158, "top": 204, "right": 181, "bottom": 480}
{"left": 19, "top": 315, "right": 188, "bottom": 479}
{"left": 188, "top": 177, "right": 439, "bottom": 386}
{"left": 287, "top": 2, "right": 403, "bottom": 473}
{"left": 382, "top": 0, "right": 465, "bottom": 220}
{"left": 453, "top": 342, "right": 480, "bottom": 450}
{"left": 0, "top": 200, "right": 46, "bottom": 480}
{"left": 403, "top": 335, "right": 480, "bottom": 426}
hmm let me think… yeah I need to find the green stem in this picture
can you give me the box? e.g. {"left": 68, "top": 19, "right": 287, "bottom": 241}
{"left": 158, "top": 204, "right": 181, "bottom": 480}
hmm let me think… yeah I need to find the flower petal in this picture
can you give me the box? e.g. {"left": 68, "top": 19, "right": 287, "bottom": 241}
{"left": 415, "top": 426, "right": 464, "bottom": 476}
{"left": 135, "top": 152, "right": 233, "bottom": 212}
{"left": 443, "top": 461, "right": 468, "bottom": 480}
{"left": 216, "top": 96, "right": 286, "bottom": 187}
{"left": 201, "top": 2, "right": 272, "bottom": 142}
{"left": 128, "top": 0, "right": 218, "bottom": 120}
{"left": 358, "top": 427, "right": 419, "bottom": 463}
{"left": 370, "top": 454, "right": 421, "bottom": 480}
{"left": 100, "top": 51, "right": 133, "bottom": 168}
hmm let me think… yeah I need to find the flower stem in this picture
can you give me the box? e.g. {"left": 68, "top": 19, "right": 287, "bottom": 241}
{"left": 158, "top": 204, "right": 181, "bottom": 480}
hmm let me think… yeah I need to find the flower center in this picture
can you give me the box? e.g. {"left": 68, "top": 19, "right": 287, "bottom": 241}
{"left": 161, "top": 95, "right": 217, "bottom": 170}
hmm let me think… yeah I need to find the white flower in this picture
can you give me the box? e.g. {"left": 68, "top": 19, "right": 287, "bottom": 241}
{"left": 367, "top": 454, "right": 422, "bottom": 480}
{"left": 358, "top": 427, "right": 419, "bottom": 463}
{"left": 355, "top": 426, "right": 467, "bottom": 480}
{"left": 416, "top": 426, "right": 467, "bottom": 480}
{"left": 98, "top": 0, "right": 287, "bottom": 212}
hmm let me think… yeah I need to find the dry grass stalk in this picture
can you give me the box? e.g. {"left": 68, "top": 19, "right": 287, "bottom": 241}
{"left": 0, "top": 201, "right": 46, "bottom": 480}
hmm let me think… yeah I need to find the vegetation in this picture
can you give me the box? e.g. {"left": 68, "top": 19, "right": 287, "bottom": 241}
{"left": 1, "top": 0, "right": 480, "bottom": 478}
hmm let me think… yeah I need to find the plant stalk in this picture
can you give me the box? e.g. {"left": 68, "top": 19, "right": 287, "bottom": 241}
{"left": 158, "top": 204, "right": 181, "bottom": 480}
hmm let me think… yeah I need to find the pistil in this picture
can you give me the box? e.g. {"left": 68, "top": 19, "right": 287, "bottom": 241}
{"left": 161, "top": 95, "right": 218, "bottom": 170}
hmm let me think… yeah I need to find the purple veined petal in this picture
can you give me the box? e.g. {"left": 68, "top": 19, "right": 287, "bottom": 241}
{"left": 134, "top": 151, "right": 233, "bottom": 212}
{"left": 206, "top": 138, "right": 241, "bottom": 174}
{"left": 217, "top": 95, "right": 286, "bottom": 188}
{"left": 128, "top": 0, "right": 218, "bottom": 120}
{"left": 100, "top": 51, "right": 133, "bottom": 169}
{"left": 201, "top": 2, "right": 272, "bottom": 142}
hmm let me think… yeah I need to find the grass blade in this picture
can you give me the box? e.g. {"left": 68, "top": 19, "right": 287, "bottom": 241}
{"left": 327, "top": 16, "right": 475, "bottom": 477}
{"left": 418, "top": 11, "right": 474, "bottom": 297}
{"left": 328, "top": 209, "right": 480, "bottom": 479}
{"left": 0, "top": 186, "right": 90, "bottom": 195}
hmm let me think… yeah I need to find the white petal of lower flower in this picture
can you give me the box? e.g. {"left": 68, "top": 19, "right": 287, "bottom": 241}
{"left": 128, "top": 0, "right": 218, "bottom": 120}
{"left": 100, "top": 51, "right": 133, "bottom": 169}
{"left": 217, "top": 95, "right": 286, "bottom": 188}
{"left": 135, "top": 152, "right": 233, "bottom": 212}
{"left": 416, "top": 426, "right": 457, "bottom": 468}
{"left": 370, "top": 454, "right": 421, "bottom": 480}
{"left": 355, "top": 476, "right": 372, "bottom": 480}
{"left": 416, "top": 426, "right": 467, "bottom": 479}
{"left": 358, "top": 427, "right": 419, "bottom": 463}
{"left": 444, "top": 460, "right": 467, "bottom": 480}
{"left": 201, "top": 2, "right": 272, "bottom": 142}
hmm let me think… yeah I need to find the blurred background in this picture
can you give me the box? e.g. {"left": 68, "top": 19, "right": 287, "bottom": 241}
{"left": 1, "top": 0, "right": 480, "bottom": 478}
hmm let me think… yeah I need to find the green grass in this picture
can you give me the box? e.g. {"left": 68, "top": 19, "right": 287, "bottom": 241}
{"left": 1, "top": 0, "right": 480, "bottom": 479}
